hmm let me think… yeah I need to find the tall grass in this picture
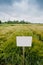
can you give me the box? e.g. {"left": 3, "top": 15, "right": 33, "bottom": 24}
{"left": 0, "top": 24, "right": 43, "bottom": 65}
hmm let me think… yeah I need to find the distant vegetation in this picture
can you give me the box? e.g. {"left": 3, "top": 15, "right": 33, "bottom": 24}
{"left": 0, "top": 20, "right": 31, "bottom": 24}
{"left": 0, "top": 20, "right": 2, "bottom": 24}
{"left": 0, "top": 20, "right": 43, "bottom": 24}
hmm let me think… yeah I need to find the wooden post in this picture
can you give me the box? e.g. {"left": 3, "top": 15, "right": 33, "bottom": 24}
{"left": 23, "top": 47, "right": 25, "bottom": 65}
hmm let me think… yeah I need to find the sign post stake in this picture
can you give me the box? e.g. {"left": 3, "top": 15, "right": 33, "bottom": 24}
{"left": 23, "top": 47, "right": 25, "bottom": 65}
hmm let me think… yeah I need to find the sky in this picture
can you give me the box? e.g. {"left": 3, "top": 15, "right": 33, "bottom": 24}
{"left": 0, "top": 0, "right": 43, "bottom": 23}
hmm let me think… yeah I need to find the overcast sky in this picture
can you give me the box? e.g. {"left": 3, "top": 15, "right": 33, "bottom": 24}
{"left": 0, "top": 0, "right": 43, "bottom": 23}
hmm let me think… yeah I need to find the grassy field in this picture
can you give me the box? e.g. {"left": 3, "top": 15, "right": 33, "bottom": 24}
{"left": 0, "top": 24, "right": 43, "bottom": 65}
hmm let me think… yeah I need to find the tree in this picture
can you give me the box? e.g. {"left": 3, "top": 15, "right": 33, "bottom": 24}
{"left": 0, "top": 20, "right": 1, "bottom": 24}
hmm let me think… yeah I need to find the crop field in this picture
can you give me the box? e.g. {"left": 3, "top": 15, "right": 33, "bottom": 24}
{"left": 0, "top": 24, "right": 43, "bottom": 65}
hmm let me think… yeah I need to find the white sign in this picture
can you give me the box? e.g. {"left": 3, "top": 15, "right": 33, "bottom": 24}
{"left": 16, "top": 36, "right": 32, "bottom": 47}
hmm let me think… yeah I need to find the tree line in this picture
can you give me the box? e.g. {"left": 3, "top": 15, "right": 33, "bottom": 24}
{"left": 0, "top": 20, "right": 31, "bottom": 24}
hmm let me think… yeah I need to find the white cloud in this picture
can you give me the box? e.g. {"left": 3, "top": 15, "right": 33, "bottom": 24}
{"left": 0, "top": 12, "right": 15, "bottom": 22}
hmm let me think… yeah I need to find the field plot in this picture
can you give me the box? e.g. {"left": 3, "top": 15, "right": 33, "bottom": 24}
{"left": 0, "top": 24, "right": 43, "bottom": 65}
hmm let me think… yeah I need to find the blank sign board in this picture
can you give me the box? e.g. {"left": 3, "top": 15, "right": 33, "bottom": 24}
{"left": 16, "top": 36, "right": 32, "bottom": 47}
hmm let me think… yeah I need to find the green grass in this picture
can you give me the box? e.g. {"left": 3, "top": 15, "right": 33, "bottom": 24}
{"left": 0, "top": 24, "right": 43, "bottom": 65}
